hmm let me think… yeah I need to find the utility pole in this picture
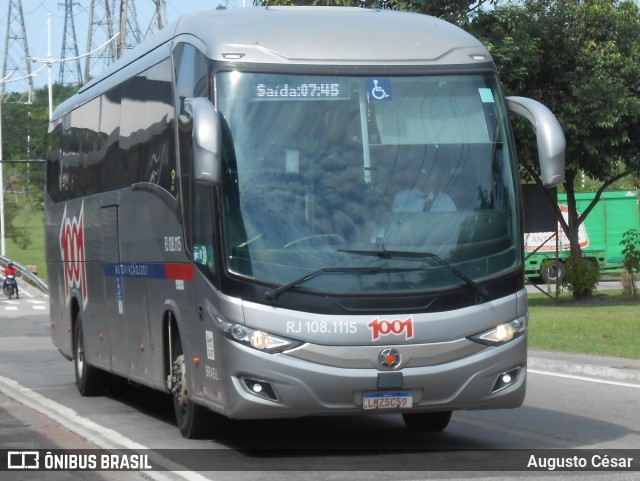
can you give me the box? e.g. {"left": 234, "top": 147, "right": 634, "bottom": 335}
{"left": 133, "top": 1, "right": 168, "bottom": 46}
{"left": 1, "top": 0, "right": 34, "bottom": 103}
{"left": 86, "top": 0, "right": 163, "bottom": 79}
{"left": 117, "top": 0, "right": 146, "bottom": 59}
{"left": 84, "top": 0, "right": 116, "bottom": 83}
{"left": 1, "top": 0, "right": 34, "bottom": 257}
{"left": 59, "top": 1, "right": 83, "bottom": 86}
{"left": 149, "top": 1, "right": 167, "bottom": 35}
{"left": 117, "top": 0, "right": 129, "bottom": 59}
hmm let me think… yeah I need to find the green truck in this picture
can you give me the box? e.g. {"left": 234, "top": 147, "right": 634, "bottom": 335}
{"left": 524, "top": 190, "right": 639, "bottom": 282}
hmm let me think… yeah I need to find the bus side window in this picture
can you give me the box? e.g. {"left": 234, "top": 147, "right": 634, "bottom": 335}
{"left": 174, "top": 43, "right": 213, "bottom": 271}
{"left": 141, "top": 59, "right": 176, "bottom": 195}
{"left": 120, "top": 76, "right": 146, "bottom": 187}
{"left": 119, "top": 58, "right": 176, "bottom": 195}
{"left": 98, "top": 87, "right": 121, "bottom": 193}
{"left": 46, "top": 120, "right": 63, "bottom": 204}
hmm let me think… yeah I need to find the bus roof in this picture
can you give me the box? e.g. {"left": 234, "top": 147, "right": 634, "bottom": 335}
{"left": 175, "top": 6, "right": 491, "bottom": 66}
{"left": 54, "top": 7, "right": 492, "bottom": 119}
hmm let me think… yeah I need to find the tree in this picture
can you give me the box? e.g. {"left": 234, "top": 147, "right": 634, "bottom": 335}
{"left": 2, "top": 83, "right": 77, "bottom": 242}
{"left": 471, "top": 0, "right": 640, "bottom": 297}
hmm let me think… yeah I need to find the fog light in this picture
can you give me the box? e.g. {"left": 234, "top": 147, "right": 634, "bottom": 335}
{"left": 491, "top": 368, "right": 520, "bottom": 394}
{"left": 242, "top": 378, "right": 278, "bottom": 401}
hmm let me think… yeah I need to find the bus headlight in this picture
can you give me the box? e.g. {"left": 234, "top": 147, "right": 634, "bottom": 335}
{"left": 213, "top": 316, "right": 302, "bottom": 353}
{"left": 469, "top": 314, "right": 528, "bottom": 346}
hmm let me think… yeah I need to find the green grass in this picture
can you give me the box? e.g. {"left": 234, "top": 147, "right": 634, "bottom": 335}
{"left": 528, "top": 291, "right": 640, "bottom": 359}
{"left": 4, "top": 211, "right": 47, "bottom": 282}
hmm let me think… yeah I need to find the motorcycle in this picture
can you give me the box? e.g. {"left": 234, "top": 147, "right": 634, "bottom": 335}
{"left": 3, "top": 275, "right": 17, "bottom": 299}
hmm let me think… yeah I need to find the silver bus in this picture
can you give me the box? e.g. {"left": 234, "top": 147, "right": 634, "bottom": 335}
{"left": 46, "top": 7, "right": 565, "bottom": 438}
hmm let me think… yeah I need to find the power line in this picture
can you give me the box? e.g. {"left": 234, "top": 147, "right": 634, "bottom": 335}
{"left": 85, "top": 0, "right": 117, "bottom": 83}
{"left": 59, "top": 1, "right": 83, "bottom": 85}
{"left": 116, "top": 1, "right": 166, "bottom": 59}
{"left": 85, "top": 1, "right": 166, "bottom": 83}
{"left": 3, "top": 1, "right": 171, "bottom": 89}
{"left": 1, "top": 0, "right": 34, "bottom": 103}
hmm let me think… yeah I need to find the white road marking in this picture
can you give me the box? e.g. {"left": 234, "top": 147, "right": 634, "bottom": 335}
{"left": 529, "top": 368, "right": 640, "bottom": 389}
{"left": 1, "top": 299, "right": 48, "bottom": 311}
{"left": 0, "top": 375, "right": 212, "bottom": 481}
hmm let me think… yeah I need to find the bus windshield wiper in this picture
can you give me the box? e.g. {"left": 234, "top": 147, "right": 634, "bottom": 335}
{"left": 339, "top": 248, "right": 489, "bottom": 301}
{"left": 265, "top": 266, "right": 421, "bottom": 300}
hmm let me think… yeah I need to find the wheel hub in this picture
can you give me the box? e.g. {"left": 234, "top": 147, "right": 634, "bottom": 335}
{"left": 170, "top": 354, "right": 188, "bottom": 408}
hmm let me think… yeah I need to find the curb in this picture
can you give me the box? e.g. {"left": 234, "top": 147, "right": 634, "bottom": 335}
{"left": 529, "top": 350, "right": 640, "bottom": 384}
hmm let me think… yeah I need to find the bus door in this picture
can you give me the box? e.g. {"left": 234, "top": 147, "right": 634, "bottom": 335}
{"left": 101, "top": 203, "right": 153, "bottom": 379}
{"left": 101, "top": 204, "right": 121, "bottom": 371}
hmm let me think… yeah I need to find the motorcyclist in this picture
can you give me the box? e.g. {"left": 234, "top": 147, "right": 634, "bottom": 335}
{"left": 3, "top": 263, "right": 19, "bottom": 298}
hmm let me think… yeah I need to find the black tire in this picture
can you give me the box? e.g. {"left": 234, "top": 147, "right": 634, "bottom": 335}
{"left": 171, "top": 332, "right": 218, "bottom": 439}
{"left": 402, "top": 411, "right": 452, "bottom": 432}
{"left": 74, "top": 314, "right": 108, "bottom": 396}
{"left": 540, "top": 260, "right": 565, "bottom": 283}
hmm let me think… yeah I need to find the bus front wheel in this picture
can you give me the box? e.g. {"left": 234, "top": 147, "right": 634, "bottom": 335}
{"left": 171, "top": 333, "right": 216, "bottom": 439}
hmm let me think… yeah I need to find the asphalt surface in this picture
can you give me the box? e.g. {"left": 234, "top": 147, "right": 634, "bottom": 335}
{"left": 1, "top": 348, "right": 639, "bottom": 481}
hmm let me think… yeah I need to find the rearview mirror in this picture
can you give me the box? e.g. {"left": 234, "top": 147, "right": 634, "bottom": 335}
{"left": 184, "top": 97, "right": 221, "bottom": 185}
{"left": 507, "top": 96, "right": 565, "bottom": 188}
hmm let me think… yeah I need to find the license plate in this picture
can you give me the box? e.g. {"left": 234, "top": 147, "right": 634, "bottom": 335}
{"left": 363, "top": 391, "right": 412, "bottom": 410}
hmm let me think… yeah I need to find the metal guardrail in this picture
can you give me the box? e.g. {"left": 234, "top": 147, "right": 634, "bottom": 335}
{"left": 0, "top": 255, "right": 49, "bottom": 293}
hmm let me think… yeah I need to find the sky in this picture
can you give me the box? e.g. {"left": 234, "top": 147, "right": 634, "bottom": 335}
{"left": 1, "top": 0, "right": 247, "bottom": 94}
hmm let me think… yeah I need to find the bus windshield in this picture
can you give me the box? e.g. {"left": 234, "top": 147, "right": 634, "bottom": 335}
{"left": 216, "top": 72, "right": 519, "bottom": 294}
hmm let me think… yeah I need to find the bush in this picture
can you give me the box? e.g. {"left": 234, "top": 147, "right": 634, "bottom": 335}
{"left": 560, "top": 256, "right": 601, "bottom": 298}
{"left": 620, "top": 229, "right": 640, "bottom": 297}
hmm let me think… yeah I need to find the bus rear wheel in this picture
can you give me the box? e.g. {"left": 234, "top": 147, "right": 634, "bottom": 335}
{"left": 402, "top": 411, "right": 452, "bottom": 432}
{"left": 170, "top": 333, "right": 217, "bottom": 439}
{"left": 74, "top": 313, "right": 108, "bottom": 396}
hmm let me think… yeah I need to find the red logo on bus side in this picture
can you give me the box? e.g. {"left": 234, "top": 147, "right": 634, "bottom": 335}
{"left": 59, "top": 203, "right": 88, "bottom": 309}
{"left": 368, "top": 317, "right": 414, "bottom": 341}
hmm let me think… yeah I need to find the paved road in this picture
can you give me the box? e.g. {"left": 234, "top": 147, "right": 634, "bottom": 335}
{"left": 1, "top": 283, "right": 639, "bottom": 480}
{"left": 0, "top": 277, "right": 49, "bottom": 313}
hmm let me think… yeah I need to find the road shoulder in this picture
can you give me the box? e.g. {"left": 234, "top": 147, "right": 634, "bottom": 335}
{"left": 529, "top": 350, "right": 640, "bottom": 384}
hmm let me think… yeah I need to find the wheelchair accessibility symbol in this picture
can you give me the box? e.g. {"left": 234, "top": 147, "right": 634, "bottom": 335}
{"left": 368, "top": 78, "right": 392, "bottom": 101}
